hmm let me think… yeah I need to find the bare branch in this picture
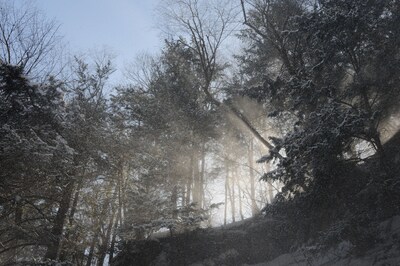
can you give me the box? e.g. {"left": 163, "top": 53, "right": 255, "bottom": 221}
{"left": 0, "top": 0, "right": 65, "bottom": 81}
{"left": 157, "top": 0, "right": 281, "bottom": 152}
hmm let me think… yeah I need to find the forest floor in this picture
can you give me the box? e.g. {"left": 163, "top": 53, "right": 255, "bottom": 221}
{"left": 112, "top": 214, "right": 400, "bottom": 265}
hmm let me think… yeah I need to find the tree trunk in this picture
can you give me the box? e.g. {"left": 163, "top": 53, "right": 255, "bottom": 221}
{"left": 97, "top": 210, "right": 115, "bottom": 266}
{"left": 224, "top": 159, "right": 229, "bottom": 226}
{"left": 229, "top": 167, "right": 235, "bottom": 223}
{"left": 45, "top": 180, "right": 75, "bottom": 260}
{"left": 248, "top": 138, "right": 259, "bottom": 216}
{"left": 264, "top": 163, "right": 274, "bottom": 204}
{"left": 117, "top": 160, "right": 124, "bottom": 227}
{"left": 171, "top": 185, "right": 178, "bottom": 219}
{"left": 59, "top": 179, "right": 83, "bottom": 261}
{"left": 192, "top": 149, "right": 202, "bottom": 207}
{"left": 108, "top": 161, "right": 124, "bottom": 264}
{"left": 108, "top": 208, "right": 120, "bottom": 265}
{"left": 236, "top": 168, "right": 244, "bottom": 221}
{"left": 12, "top": 197, "right": 23, "bottom": 260}
{"left": 186, "top": 151, "right": 194, "bottom": 205}
{"left": 268, "top": 186, "right": 274, "bottom": 204}
{"left": 199, "top": 142, "right": 206, "bottom": 209}
{"left": 86, "top": 231, "right": 99, "bottom": 266}
{"left": 95, "top": 185, "right": 118, "bottom": 266}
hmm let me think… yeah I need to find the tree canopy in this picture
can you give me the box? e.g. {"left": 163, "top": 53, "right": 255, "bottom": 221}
{"left": 1, "top": 0, "right": 400, "bottom": 264}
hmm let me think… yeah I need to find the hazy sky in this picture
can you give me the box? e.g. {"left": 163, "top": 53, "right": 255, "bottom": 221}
{"left": 27, "top": 0, "right": 162, "bottom": 84}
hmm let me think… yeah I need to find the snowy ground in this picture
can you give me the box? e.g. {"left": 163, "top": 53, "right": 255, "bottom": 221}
{"left": 114, "top": 215, "right": 400, "bottom": 265}
{"left": 246, "top": 216, "right": 400, "bottom": 266}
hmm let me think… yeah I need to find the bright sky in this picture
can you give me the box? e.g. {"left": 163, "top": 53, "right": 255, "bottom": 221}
{"left": 29, "top": 0, "right": 162, "bottom": 84}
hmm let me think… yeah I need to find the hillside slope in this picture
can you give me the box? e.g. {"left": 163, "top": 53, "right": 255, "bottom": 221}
{"left": 112, "top": 216, "right": 294, "bottom": 266}
{"left": 112, "top": 214, "right": 400, "bottom": 266}
{"left": 112, "top": 133, "right": 400, "bottom": 266}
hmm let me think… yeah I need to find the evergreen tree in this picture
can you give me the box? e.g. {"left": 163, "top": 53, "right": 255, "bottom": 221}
{"left": 0, "top": 63, "right": 73, "bottom": 262}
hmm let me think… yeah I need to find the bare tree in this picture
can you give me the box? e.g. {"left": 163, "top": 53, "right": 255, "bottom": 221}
{"left": 0, "top": 0, "right": 65, "bottom": 80}
{"left": 123, "top": 52, "right": 158, "bottom": 90}
{"left": 159, "top": 0, "right": 238, "bottom": 88}
{"left": 158, "top": 0, "right": 279, "bottom": 152}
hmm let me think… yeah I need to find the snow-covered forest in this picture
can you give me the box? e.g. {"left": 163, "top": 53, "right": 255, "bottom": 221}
{"left": 1, "top": 0, "right": 400, "bottom": 265}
